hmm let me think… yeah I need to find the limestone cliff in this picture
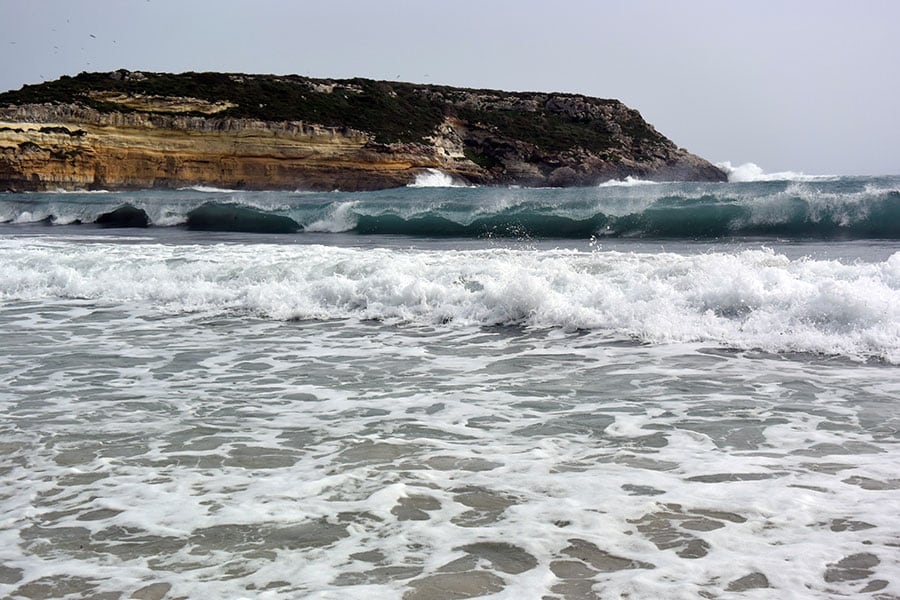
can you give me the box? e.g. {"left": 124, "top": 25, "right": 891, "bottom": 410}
{"left": 0, "top": 70, "right": 726, "bottom": 191}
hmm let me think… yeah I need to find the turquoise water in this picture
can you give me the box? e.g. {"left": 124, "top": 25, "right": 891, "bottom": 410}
{"left": 2, "top": 175, "right": 899, "bottom": 239}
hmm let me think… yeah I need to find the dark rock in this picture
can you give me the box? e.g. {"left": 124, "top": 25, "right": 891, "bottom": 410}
{"left": 547, "top": 166, "right": 579, "bottom": 187}
{"left": 95, "top": 204, "right": 149, "bottom": 228}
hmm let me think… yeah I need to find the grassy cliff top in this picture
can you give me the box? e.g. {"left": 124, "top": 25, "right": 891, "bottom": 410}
{"left": 0, "top": 70, "right": 659, "bottom": 153}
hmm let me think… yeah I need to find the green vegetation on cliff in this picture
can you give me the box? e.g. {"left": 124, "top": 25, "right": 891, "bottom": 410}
{"left": 0, "top": 70, "right": 656, "bottom": 151}
{"left": 0, "top": 71, "right": 442, "bottom": 144}
{"left": 0, "top": 70, "right": 727, "bottom": 189}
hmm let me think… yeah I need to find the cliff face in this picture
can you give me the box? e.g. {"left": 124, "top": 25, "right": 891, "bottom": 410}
{"left": 0, "top": 71, "right": 726, "bottom": 191}
{"left": 0, "top": 104, "right": 445, "bottom": 192}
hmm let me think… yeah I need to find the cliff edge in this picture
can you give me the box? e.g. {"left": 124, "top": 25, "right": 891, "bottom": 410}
{"left": 0, "top": 70, "right": 726, "bottom": 191}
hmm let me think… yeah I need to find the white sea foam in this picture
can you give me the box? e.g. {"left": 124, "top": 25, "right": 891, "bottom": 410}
{"left": 717, "top": 161, "right": 837, "bottom": 182}
{"left": 2, "top": 297, "right": 898, "bottom": 599}
{"left": 408, "top": 168, "right": 468, "bottom": 188}
{"left": 178, "top": 185, "right": 241, "bottom": 193}
{"left": 13, "top": 212, "right": 37, "bottom": 224}
{"left": 304, "top": 201, "right": 359, "bottom": 232}
{"left": 598, "top": 176, "right": 660, "bottom": 187}
{"left": 144, "top": 209, "right": 188, "bottom": 227}
{"left": 1, "top": 239, "right": 897, "bottom": 362}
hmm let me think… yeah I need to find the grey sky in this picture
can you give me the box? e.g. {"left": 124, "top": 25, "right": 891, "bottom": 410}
{"left": 1, "top": 0, "right": 897, "bottom": 175}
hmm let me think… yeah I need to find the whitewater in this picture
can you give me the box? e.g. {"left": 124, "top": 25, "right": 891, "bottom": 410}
{"left": 3, "top": 173, "right": 899, "bottom": 239}
{"left": 1, "top": 172, "right": 899, "bottom": 599}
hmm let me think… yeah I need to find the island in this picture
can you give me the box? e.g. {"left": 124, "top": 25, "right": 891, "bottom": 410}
{"left": 0, "top": 70, "right": 726, "bottom": 191}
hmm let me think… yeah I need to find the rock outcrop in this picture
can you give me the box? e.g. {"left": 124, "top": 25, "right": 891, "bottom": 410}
{"left": 0, "top": 70, "right": 726, "bottom": 191}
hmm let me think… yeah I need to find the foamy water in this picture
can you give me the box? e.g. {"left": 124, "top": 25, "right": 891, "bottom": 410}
{"left": 407, "top": 169, "right": 468, "bottom": 188}
{"left": 717, "top": 161, "right": 840, "bottom": 183}
{"left": 597, "top": 176, "right": 661, "bottom": 187}
{"left": 1, "top": 238, "right": 897, "bottom": 362}
{"left": 2, "top": 293, "right": 899, "bottom": 599}
{"left": 2, "top": 180, "right": 900, "bottom": 599}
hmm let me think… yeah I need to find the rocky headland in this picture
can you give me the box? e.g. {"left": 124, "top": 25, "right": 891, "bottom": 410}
{"left": 0, "top": 70, "right": 726, "bottom": 191}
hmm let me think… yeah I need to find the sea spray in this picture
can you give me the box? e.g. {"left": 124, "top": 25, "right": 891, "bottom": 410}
{"left": 716, "top": 161, "right": 839, "bottom": 182}
{"left": 407, "top": 168, "right": 468, "bottom": 188}
{"left": 303, "top": 201, "right": 360, "bottom": 233}
{"left": 597, "top": 176, "right": 661, "bottom": 187}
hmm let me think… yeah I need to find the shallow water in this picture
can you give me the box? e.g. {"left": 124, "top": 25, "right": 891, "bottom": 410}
{"left": 2, "top": 296, "right": 900, "bottom": 599}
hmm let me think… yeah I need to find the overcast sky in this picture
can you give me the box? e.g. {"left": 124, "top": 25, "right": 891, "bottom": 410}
{"left": 1, "top": 0, "right": 897, "bottom": 175}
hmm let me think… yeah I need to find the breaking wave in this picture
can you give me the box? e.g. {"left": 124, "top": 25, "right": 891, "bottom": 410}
{"left": 1, "top": 239, "right": 898, "bottom": 362}
{"left": 597, "top": 176, "right": 661, "bottom": 187}
{"left": 717, "top": 161, "right": 838, "bottom": 183}
{"left": 1, "top": 176, "right": 898, "bottom": 239}
{"left": 407, "top": 169, "right": 468, "bottom": 188}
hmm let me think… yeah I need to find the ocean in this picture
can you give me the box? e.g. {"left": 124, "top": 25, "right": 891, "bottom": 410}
{"left": 1, "top": 171, "right": 899, "bottom": 599}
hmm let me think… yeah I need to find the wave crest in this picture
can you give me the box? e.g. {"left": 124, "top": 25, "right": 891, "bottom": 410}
{"left": 2, "top": 177, "right": 898, "bottom": 239}
{"left": 598, "top": 176, "right": 660, "bottom": 187}
{"left": 2, "top": 241, "right": 898, "bottom": 362}
{"left": 408, "top": 169, "right": 468, "bottom": 188}
{"left": 717, "top": 161, "right": 836, "bottom": 183}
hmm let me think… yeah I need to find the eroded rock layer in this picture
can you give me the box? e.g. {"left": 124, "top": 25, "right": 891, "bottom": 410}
{"left": 0, "top": 71, "right": 725, "bottom": 191}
